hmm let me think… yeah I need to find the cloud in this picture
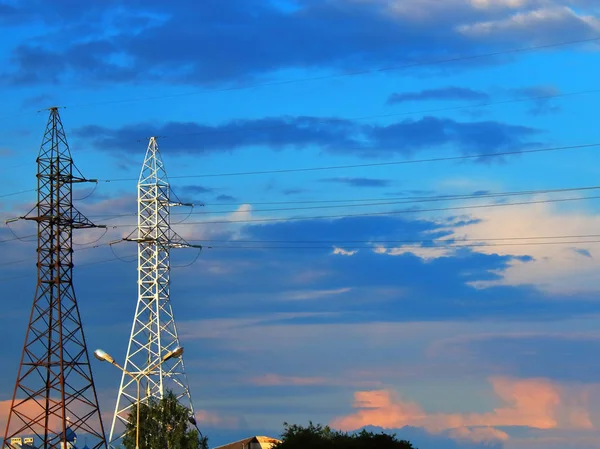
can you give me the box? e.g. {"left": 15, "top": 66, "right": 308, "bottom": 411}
{"left": 332, "top": 247, "right": 358, "bottom": 256}
{"left": 196, "top": 210, "right": 600, "bottom": 321}
{"left": 180, "top": 184, "right": 214, "bottom": 194}
{"left": 330, "top": 377, "right": 593, "bottom": 442}
{"left": 320, "top": 177, "right": 391, "bottom": 188}
{"left": 215, "top": 194, "right": 237, "bottom": 202}
{"left": 0, "top": 397, "right": 105, "bottom": 442}
{"left": 503, "top": 85, "right": 562, "bottom": 115}
{"left": 440, "top": 196, "right": 600, "bottom": 293}
{"left": 3, "top": 1, "right": 598, "bottom": 87}
{"left": 194, "top": 410, "right": 242, "bottom": 429}
{"left": 0, "top": 3, "right": 30, "bottom": 26}
{"left": 387, "top": 87, "right": 490, "bottom": 105}
{"left": 457, "top": 6, "right": 600, "bottom": 47}
{"left": 20, "top": 93, "right": 54, "bottom": 109}
{"left": 283, "top": 287, "right": 352, "bottom": 301}
{"left": 74, "top": 115, "right": 541, "bottom": 159}
{"left": 282, "top": 188, "right": 306, "bottom": 196}
{"left": 573, "top": 248, "right": 592, "bottom": 258}
{"left": 385, "top": 82, "right": 564, "bottom": 118}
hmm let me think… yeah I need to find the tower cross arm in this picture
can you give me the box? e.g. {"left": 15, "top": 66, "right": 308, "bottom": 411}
{"left": 170, "top": 243, "right": 202, "bottom": 249}
{"left": 70, "top": 177, "right": 99, "bottom": 184}
{"left": 70, "top": 209, "right": 106, "bottom": 229}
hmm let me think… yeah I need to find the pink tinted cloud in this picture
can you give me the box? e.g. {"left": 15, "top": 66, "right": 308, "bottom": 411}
{"left": 195, "top": 410, "right": 241, "bottom": 429}
{"left": 330, "top": 377, "right": 594, "bottom": 443}
{"left": 0, "top": 398, "right": 104, "bottom": 438}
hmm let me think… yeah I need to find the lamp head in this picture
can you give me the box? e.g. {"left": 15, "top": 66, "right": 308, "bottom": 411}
{"left": 162, "top": 346, "right": 184, "bottom": 362}
{"left": 93, "top": 349, "right": 115, "bottom": 364}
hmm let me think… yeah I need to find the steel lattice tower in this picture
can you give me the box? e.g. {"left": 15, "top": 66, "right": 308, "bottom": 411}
{"left": 108, "top": 137, "right": 201, "bottom": 447}
{"left": 2, "top": 108, "right": 107, "bottom": 449}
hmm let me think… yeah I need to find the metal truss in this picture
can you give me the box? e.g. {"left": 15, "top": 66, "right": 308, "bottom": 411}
{"left": 2, "top": 108, "right": 107, "bottom": 449}
{"left": 108, "top": 137, "right": 201, "bottom": 447}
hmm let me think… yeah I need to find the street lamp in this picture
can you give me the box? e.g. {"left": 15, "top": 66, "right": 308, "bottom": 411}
{"left": 93, "top": 347, "right": 185, "bottom": 449}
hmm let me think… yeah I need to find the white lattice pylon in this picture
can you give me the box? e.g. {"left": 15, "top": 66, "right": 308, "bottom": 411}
{"left": 108, "top": 137, "right": 200, "bottom": 447}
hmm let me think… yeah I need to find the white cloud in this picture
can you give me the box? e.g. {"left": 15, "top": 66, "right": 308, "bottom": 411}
{"left": 457, "top": 6, "right": 600, "bottom": 42}
{"left": 455, "top": 198, "right": 600, "bottom": 293}
{"left": 371, "top": 190, "right": 600, "bottom": 294}
{"left": 374, "top": 244, "right": 452, "bottom": 261}
{"left": 284, "top": 287, "right": 352, "bottom": 301}
{"left": 333, "top": 247, "right": 358, "bottom": 256}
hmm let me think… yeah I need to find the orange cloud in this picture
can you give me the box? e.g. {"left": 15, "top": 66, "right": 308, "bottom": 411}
{"left": 448, "top": 426, "right": 509, "bottom": 443}
{"left": 0, "top": 397, "right": 107, "bottom": 442}
{"left": 330, "top": 377, "right": 594, "bottom": 443}
{"left": 0, "top": 398, "right": 72, "bottom": 439}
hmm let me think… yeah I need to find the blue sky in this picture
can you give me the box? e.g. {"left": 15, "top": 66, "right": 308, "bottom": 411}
{"left": 1, "top": 1, "right": 600, "bottom": 448}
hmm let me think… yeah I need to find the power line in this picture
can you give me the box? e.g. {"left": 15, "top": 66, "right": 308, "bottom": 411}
{"left": 2, "top": 233, "right": 600, "bottom": 268}
{"left": 87, "top": 185, "right": 600, "bottom": 221}
{"left": 191, "top": 234, "right": 600, "bottom": 244}
{"left": 100, "top": 142, "right": 600, "bottom": 182}
{"left": 70, "top": 89, "right": 600, "bottom": 144}
{"left": 0, "top": 188, "right": 36, "bottom": 199}
{"left": 105, "top": 194, "right": 600, "bottom": 227}
{"left": 2, "top": 87, "right": 599, "bottom": 177}
{"left": 0, "top": 255, "right": 136, "bottom": 284}
{"left": 0, "top": 235, "right": 36, "bottom": 244}
{"left": 56, "top": 35, "right": 600, "bottom": 109}
{"left": 203, "top": 240, "right": 600, "bottom": 249}
{"left": 92, "top": 87, "right": 600, "bottom": 141}
{"left": 1, "top": 142, "right": 597, "bottom": 201}
{"left": 198, "top": 185, "right": 600, "bottom": 206}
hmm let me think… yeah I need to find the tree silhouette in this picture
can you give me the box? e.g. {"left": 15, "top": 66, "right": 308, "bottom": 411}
{"left": 273, "top": 422, "right": 416, "bottom": 449}
{"left": 122, "top": 390, "right": 208, "bottom": 449}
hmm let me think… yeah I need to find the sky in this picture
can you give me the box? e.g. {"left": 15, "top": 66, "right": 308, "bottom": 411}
{"left": 1, "top": 0, "right": 600, "bottom": 448}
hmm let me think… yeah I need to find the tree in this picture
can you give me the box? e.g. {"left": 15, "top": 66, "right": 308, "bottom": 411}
{"left": 122, "top": 390, "right": 208, "bottom": 449}
{"left": 273, "top": 422, "right": 416, "bottom": 449}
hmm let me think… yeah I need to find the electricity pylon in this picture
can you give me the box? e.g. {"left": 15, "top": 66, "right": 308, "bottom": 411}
{"left": 108, "top": 137, "right": 201, "bottom": 447}
{"left": 2, "top": 108, "right": 107, "bottom": 449}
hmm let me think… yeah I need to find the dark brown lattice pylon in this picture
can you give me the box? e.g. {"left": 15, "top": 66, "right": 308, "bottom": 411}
{"left": 2, "top": 108, "right": 108, "bottom": 449}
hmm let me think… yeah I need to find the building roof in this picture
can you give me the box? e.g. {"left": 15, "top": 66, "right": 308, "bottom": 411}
{"left": 213, "top": 435, "right": 281, "bottom": 449}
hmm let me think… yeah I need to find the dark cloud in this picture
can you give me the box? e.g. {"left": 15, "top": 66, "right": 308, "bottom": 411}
{"left": 504, "top": 85, "right": 562, "bottom": 115}
{"left": 320, "top": 177, "right": 391, "bottom": 188}
{"left": 573, "top": 248, "right": 592, "bottom": 258}
{"left": 20, "top": 93, "right": 54, "bottom": 109}
{"left": 385, "top": 190, "right": 437, "bottom": 197}
{"left": 215, "top": 194, "right": 237, "bottom": 202}
{"left": 470, "top": 190, "right": 491, "bottom": 196}
{"left": 3, "top": 1, "right": 599, "bottom": 87}
{"left": 180, "top": 184, "right": 214, "bottom": 194}
{"left": 387, "top": 87, "right": 490, "bottom": 105}
{"left": 74, "top": 115, "right": 541, "bottom": 159}
{"left": 282, "top": 188, "right": 307, "bottom": 196}
{"left": 0, "top": 2, "right": 30, "bottom": 25}
{"left": 163, "top": 214, "right": 600, "bottom": 323}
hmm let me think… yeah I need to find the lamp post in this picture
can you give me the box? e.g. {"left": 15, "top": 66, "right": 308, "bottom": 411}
{"left": 94, "top": 347, "right": 184, "bottom": 449}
